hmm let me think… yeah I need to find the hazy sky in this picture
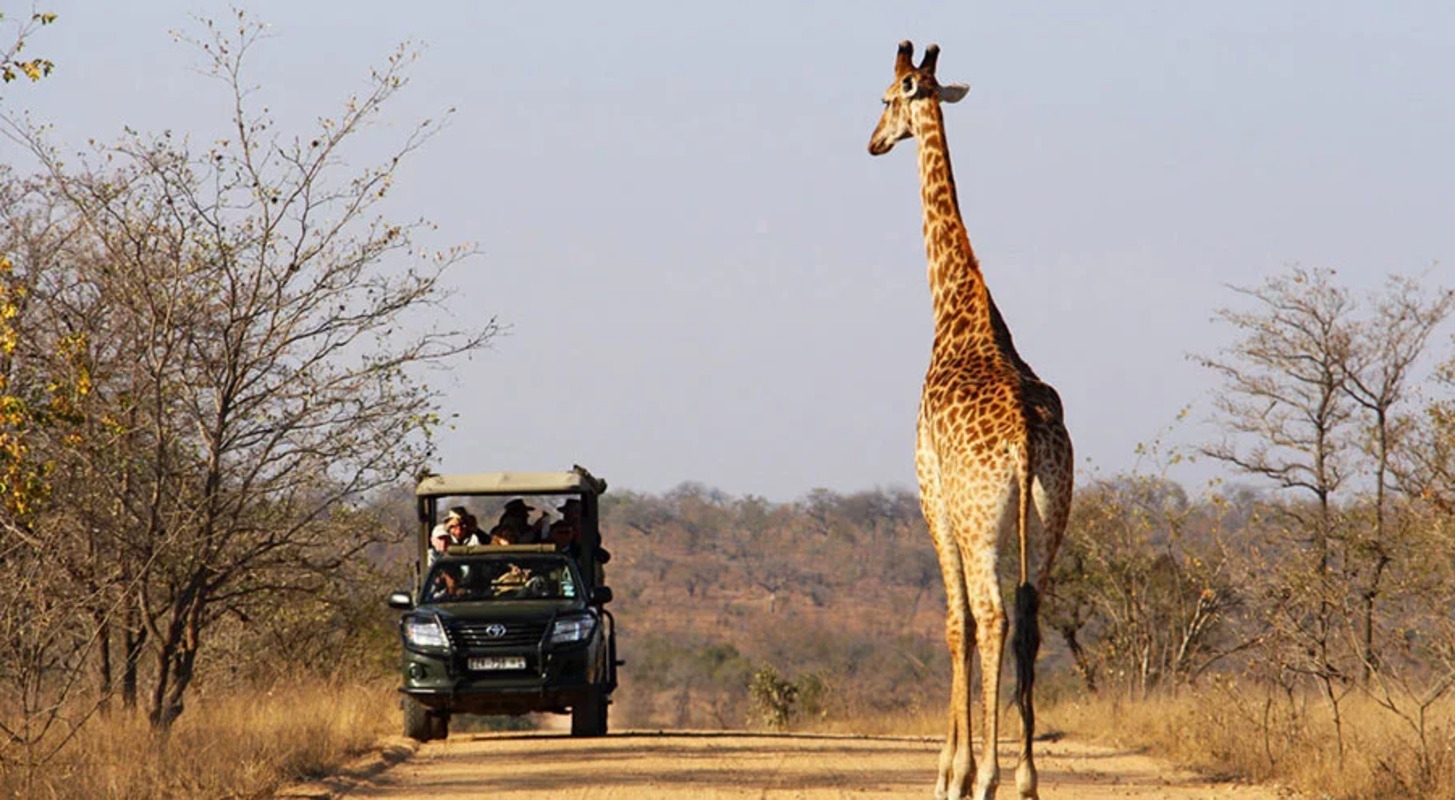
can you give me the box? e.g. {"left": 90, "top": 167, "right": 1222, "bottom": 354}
{"left": 5, "top": 2, "right": 1453, "bottom": 500}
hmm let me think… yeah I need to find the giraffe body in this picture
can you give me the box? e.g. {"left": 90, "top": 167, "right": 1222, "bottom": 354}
{"left": 868, "top": 41, "right": 1073, "bottom": 800}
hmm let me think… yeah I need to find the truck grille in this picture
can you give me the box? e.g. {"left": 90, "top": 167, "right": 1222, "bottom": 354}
{"left": 447, "top": 620, "right": 548, "bottom": 649}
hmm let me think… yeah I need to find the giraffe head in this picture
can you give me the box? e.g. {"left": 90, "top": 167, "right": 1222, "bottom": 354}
{"left": 868, "top": 41, "right": 969, "bottom": 156}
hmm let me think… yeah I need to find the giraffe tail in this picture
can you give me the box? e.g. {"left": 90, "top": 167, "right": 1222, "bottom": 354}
{"left": 1016, "top": 439, "right": 1032, "bottom": 588}
{"left": 1011, "top": 439, "right": 1041, "bottom": 744}
{"left": 1012, "top": 584, "right": 1040, "bottom": 702}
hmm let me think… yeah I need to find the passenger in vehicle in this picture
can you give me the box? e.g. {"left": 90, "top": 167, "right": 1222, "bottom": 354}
{"left": 547, "top": 497, "right": 609, "bottom": 585}
{"left": 458, "top": 509, "right": 488, "bottom": 543}
{"left": 547, "top": 498, "right": 583, "bottom": 556}
{"left": 430, "top": 506, "right": 484, "bottom": 558}
{"left": 489, "top": 498, "right": 543, "bottom": 545}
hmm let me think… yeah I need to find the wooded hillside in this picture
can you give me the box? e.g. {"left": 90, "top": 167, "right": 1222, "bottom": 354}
{"left": 599, "top": 485, "right": 949, "bottom": 728}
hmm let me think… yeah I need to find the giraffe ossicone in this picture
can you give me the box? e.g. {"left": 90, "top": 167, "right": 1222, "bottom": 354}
{"left": 867, "top": 40, "right": 1074, "bottom": 800}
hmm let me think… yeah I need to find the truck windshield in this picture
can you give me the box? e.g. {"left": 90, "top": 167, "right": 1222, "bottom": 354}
{"left": 423, "top": 555, "right": 579, "bottom": 603}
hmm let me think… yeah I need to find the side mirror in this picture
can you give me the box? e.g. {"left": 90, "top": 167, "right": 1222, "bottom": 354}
{"left": 387, "top": 591, "right": 414, "bottom": 610}
{"left": 591, "top": 586, "right": 614, "bottom": 606}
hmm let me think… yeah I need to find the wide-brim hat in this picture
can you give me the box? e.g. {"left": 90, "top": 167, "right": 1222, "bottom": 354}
{"left": 503, "top": 498, "right": 534, "bottom": 514}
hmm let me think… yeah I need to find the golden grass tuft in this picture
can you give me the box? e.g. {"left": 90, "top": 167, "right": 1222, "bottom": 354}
{"left": 797, "top": 703, "right": 944, "bottom": 739}
{"left": 1043, "top": 681, "right": 1455, "bottom": 800}
{"left": 0, "top": 679, "right": 395, "bottom": 799}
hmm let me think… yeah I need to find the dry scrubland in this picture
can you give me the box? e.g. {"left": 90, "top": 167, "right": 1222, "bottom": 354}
{"left": 13, "top": 693, "right": 532, "bottom": 799}
{"left": 10, "top": 485, "right": 1454, "bottom": 799}
{"left": 0, "top": 682, "right": 394, "bottom": 799}
{"left": 7, "top": 680, "right": 1454, "bottom": 799}
{"left": 9, "top": 470, "right": 1455, "bottom": 800}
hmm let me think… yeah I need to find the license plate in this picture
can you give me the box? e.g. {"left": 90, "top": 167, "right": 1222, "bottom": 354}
{"left": 468, "top": 655, "right": 526, "bottom": 671}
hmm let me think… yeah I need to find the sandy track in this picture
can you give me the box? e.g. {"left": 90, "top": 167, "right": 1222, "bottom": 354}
{"left": 291, "top": 730, "right": 1282, "bottom": 800}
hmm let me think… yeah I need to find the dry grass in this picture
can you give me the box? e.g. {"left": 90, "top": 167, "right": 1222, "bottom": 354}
{"left": 0, "top": 679, "right": 395, "bottom": 799}
{"left": 12, "top": 672, "right": 1453, "bottom": 800}
{"left": 1044, "top": 680, "right": 1455, "bottom": 800}
{"left": 792, "top": 677, "right": 1455, "bottom": 800}
{"left": 799, "top": 704, "right": 944, "bottom": 739}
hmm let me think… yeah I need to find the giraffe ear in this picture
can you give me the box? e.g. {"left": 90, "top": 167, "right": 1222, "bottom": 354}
{"left": 938, "top": 83, "right": 969, "bottom": 104}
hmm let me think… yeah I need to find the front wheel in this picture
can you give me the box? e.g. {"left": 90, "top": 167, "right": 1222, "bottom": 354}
{"left": 403, "top": 696, "right": 432, "bottom": 741}
{"left": 404, "top": 697, "right": 450, "bottom": 742}
{"left": 427, "top": 709, "right": 450, "bottom": 741}
{"left": 570, "top": 690, "right": 608, "bottom": 737}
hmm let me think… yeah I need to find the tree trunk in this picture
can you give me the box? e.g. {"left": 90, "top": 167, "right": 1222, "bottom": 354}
{"left": 1056, "top": 624, "right": 1097, "bottom": 693}
{"left": 96, "top": 616, "right": 112, "bottom": 715}
{"left": 149, "top": 594, "right": 202, "bottom": 732}
{"left": 122, "top": 597, "right": 145, "bottom": 710}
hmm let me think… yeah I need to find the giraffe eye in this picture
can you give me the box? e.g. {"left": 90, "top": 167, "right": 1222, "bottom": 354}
{"left": 901, "top": 76, "right": 915, "bottom": 95}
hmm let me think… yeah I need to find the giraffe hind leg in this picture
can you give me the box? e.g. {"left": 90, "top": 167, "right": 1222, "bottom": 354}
{"left": 953, "top": 538, "right": 1006, "bottom": 800}
{"left": 971, "top": 600, "right": 1006, "bottom": 800}
{"left": 935, "top": 557, "right": 975, "bottom": 800}
{"left": 936, "top": 627, "right": 974, "bottom": 800}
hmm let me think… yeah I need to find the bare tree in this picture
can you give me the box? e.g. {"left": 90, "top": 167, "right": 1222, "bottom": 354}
{"left": 1195, "top": 265, "right": 1453, "bottom": 758}
{"left": 9, "top": 12, "right": 495, "bottom": 731}
{"left": 1395, "top": 346, "right": 1455, "bottom": 518}
{"left": 1340, "top": 274, "right": 1454, "bottom": 680}
{"left": 1197, "top": 267, "right": 1356, "bottom": 564}
{"left": 1196, "top": 267, "right": 1362, "bottom": 755}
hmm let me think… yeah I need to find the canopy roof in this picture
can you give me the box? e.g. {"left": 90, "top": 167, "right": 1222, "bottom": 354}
{"left": 415, "top": 469, "right": 606, "bottom": 498}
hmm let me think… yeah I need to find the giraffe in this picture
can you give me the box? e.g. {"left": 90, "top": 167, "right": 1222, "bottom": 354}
{"left": 867, "top": 41, "right": 1073, "bottom": 800}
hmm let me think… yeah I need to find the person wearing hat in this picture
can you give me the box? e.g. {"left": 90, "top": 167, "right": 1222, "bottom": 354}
{"left": 430, "top": 506, "right": 484, "bottom": 558}
{"left": 489, "top": 498, "right": 543, "bottom": 545}
{"left": 547, "top": 498, "right": 583, "bottom": 556}
{"left": 547, "top": 498, "right": 610, "bottom": 585}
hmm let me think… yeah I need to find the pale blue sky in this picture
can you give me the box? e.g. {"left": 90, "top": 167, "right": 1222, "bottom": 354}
{"left": 5, "top": 2, "right": 1453, "bottom": 499}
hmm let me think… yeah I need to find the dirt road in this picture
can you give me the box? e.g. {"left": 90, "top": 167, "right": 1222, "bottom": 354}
{"left": 293, "top": 730, "right": 1282, "bottom": 800}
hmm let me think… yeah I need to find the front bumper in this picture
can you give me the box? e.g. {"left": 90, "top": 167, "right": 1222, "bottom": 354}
{"left": 399, "top": 643, "right": 604, "bottom": 715}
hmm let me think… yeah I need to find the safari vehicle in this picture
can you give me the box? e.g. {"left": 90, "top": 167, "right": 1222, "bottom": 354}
{"left": 388, "top": 467, "right": 618, "bottom": 740}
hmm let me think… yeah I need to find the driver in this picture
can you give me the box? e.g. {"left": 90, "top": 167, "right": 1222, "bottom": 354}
{"left": 427, "top": 563, "right": 468, "bottom": 601}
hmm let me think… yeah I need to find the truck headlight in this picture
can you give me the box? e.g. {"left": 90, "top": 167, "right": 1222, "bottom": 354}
{"left": 550, "top": 614, "right": 596, "bottom": 645}
{"left": 403, "top": 616, "right": 449, "bottom": 650}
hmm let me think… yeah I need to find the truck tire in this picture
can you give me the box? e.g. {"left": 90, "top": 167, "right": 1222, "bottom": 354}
{"left": 571, "top": 690, "right": 608, "bottom": 737}
{"left": 427, "top": 710, "right": 450, "bottom": 741}
{"left": 403, "top": 696, "right": 433, "bottom": 742}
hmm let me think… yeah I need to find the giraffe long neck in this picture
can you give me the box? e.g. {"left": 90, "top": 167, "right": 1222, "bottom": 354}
{"left": 912, "top": 100, "right": 998, "bottom": 356}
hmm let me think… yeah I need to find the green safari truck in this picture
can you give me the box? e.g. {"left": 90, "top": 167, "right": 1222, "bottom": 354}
{"left": 387, "top": 467, "right": 618, "bottom": 739}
